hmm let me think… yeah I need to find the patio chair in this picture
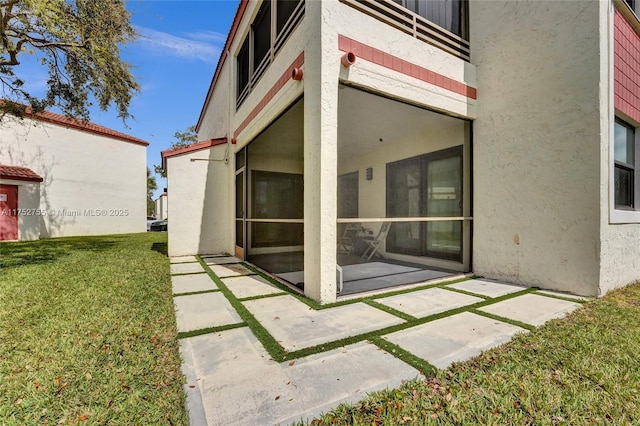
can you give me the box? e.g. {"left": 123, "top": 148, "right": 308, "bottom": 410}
{"left": 337, "top": 223, "right": 360, "bottom": 254}
{"left": 361, "top": 222, "right": 391, "bottom": 261}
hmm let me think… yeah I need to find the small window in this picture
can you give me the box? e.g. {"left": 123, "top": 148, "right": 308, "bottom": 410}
{"left": 614, "top": 119, "right": 636, "bottom": 209}
{"left": 252, "top": 0, "right": 271, "bottom": 72}
{"left": 237, "top": 37, "right": 250, "bottom": 100}
{"left": 277, "top": 0, "right": 302, "bottom": 35}
{"left": 624, "top": 0, "right": 640, "bottom": 15}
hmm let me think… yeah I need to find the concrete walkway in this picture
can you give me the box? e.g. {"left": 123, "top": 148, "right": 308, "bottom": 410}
{"left": 170, "top": 256, "right": 585, "bottom": 426}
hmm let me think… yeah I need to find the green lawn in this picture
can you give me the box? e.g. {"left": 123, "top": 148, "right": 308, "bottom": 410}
{"left": 305, "top": 283, "right": 640, "bottom": 425}
{"left": 0, "top": 233, "right": 187, "bottom": 425}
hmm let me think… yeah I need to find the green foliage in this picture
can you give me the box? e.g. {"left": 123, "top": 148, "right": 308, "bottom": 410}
{"left": 0, "top": 233, "right": 187, "bottom": 424}
{"left": 302, "top": 284, "right": 640, "bottom": 425}
{"left": 147, "top": 167, "right": 157, "bottom": 215}
{"left": 154, "top": 125, "right": 198, "bottom": 177}
{"left": 0, "top": 0, "right": 139, "bottom": 121}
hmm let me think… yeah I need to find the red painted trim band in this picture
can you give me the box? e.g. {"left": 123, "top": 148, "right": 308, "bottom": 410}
{"left": 234, "top": 52, "right": 304, "bottom": 139}
{"left": 162, "top": 138, "right": 228, "bottom": 159}
{"left": 338, "top": 35, "right": 477, "bottom": 100}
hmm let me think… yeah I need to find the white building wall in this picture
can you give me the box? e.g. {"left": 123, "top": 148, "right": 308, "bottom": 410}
{"left": 599, "top": 1, "right": 640, "bottom": 295}
{"left": 198, "top": 60, "right": 231, "bottom": 143}
{"left": 0, "top": 117, "right": 146, "bottom": 239}
{"left": 154, "top": 195, "right": 168, "bottom": 220}
{"left": 165, "top": 144, "right": 230, "bottom": 257}
{"left": 471, "top": 0, "right": 603, "bottom": 296}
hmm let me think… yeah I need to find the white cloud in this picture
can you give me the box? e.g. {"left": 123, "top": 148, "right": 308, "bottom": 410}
{"left": 185, "top": 30, "right": 227, "bottom": 43}
{"left": 136, "top": 26, "right": 222, "bottom": 63}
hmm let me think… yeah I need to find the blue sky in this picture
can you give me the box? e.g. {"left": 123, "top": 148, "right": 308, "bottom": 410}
{"left": 16, "top": 0, "right": 240, "bottom": 199}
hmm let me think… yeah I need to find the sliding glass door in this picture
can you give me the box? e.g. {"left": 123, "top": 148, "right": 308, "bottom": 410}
{"left": 386, "top": 146, "right": 463, "bottom": 261}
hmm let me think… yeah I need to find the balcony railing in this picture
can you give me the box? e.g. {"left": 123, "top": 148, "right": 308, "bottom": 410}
{"left": 340, "top": 0, "right": 470, "bottom": 61}
{"left": 237, "top": 0, "right": 305, "bottom": 110}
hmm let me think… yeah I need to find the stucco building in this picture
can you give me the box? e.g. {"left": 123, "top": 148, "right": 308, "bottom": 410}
{"left": 0, "top": 108, "right": 148, "bottom": 241}
{"left": 155, "top": 192, "right": 169, "bottom": 220}
{"left": 163, "top": 0, "right": 640, "bottom": 303}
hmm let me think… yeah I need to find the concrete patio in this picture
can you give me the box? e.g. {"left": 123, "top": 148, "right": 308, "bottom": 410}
{"left": 170, "top": 256, "right": 585, "bottom": 426}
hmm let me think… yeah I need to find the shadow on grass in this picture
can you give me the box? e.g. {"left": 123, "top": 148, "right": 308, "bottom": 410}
{"left": 0, "top": 236, "right": 120, "bottom": 268}
{"left": 151, "top": 242, "right": 168, "bottom": 257}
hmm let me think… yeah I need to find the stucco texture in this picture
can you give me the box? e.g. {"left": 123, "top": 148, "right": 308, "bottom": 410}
{"left": 0, "top": 117, "right": 146, "bottom": 240}
{"left": 471, "top": 0, "right": 603, "bottom": 296}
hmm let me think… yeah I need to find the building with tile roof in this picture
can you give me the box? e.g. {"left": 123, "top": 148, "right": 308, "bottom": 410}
{"left": 0, "top": 108, "right": 148, "bottom": 241}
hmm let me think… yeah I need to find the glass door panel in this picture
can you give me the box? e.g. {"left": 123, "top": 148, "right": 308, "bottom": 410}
{"left": 235, "top": 148, "right": 246, "bottom": 259}
{"left": 425, "top": 154, "right": 462, "bottom": 260}
{"left": 386, "top": 146, "right": 463, "bottom": 261}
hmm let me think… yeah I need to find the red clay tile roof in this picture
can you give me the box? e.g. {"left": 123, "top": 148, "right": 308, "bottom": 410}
{"left": 21, "top": 108, "right": 149, "bottom": 146}
{"left": 0, "top": 165, "right": 44, "bottom": 182}
{"left": 160, "top": 138, "right": 228, "bottom": 170}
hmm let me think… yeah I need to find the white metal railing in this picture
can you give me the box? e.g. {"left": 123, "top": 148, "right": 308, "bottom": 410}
{"left": 339, "top": 0, "right": 470, "bottom": 61}
{"left": 236, "top": 0, "right": 305, "bottom": 110}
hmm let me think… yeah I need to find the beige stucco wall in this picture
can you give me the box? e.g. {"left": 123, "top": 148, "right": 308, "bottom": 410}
{"left": 0, "top": 117, "right": 146, "bottom": 240}
{"left": 165, "top": 144, "right": 230, "bottom": 257}
{"left": 471, "top": 0, "right": 603, "bottom": 296}
{"left": 155, "top": 195, "right": 168, "bottom": 220}
{"left": 599, "top": 1, "right": 640, "bottom": 295}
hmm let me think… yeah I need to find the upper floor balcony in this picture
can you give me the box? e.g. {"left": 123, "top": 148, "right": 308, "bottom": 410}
{"left": 340, "top": 0, "right": 469, "bottom": 61}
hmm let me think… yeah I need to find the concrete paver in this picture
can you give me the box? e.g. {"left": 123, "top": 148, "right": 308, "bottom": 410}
{"left": 446, "top": 279, "right": 527, "bottom": 297}
{"left": 172, "top": 273, "right": 218, "bottom": 295}
{"left": 537, "top": 290, "right": 589, "bottom": 301}
{"left": 209, "top": 263, "right": 254, "bottom": 277}
{"left": 222, "top": 275, "right": 283, "bottom": 299}
{"left": 179, "top": 327, "right": 420, "bottom": 426}
{"left": 383, "top": 312, "right": 526, "bottom": 369}
{"left": 170, "top": 256, "right": 198, "bottom": 264}
{"left": 171, "top": 262, "right": 205, "bottom": 275}
{"left": 174, "top": 272, "right": 586, "bottom": 425}
{"left": 376, "top": 287, "right": 483, "bottom": 318}
{"left": 203, "top": 256, "right": 242, "bottom": 265}
{"left": 478, "top": 293, "right": 581, "bottom": 326}
{"left": 243, "top": 295, "right": 405, "bottom": 351}
{"left": 174, "top": 292, "right": 242, "bottom": 333}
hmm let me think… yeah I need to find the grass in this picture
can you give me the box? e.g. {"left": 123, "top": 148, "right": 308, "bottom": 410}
{"left": 0, "top": 233, "right": 187, "bottom": 425}
{"left": 300, "top": 283, "right": 640, "bottom": 425}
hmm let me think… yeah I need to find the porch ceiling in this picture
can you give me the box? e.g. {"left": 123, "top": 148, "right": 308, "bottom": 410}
{"left": 337, "top": 85, "right": 466, "bottom": 160}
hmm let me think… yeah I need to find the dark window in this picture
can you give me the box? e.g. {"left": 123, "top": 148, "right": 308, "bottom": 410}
{"left": 277, "top": 0, "right": 302, "bottom": 35}
{"left": 252, "top": 0, "right": 271, "bottom": 72}
{"left": 614, "top": 119, "right": 636, "bottom": 209}
{"left": 236, "top": 0, "right": 304, "bottom": 107}
{"left": 251, "top": 170, "right": 303, "bottom": 247}
{"left": 337, "top": 172, "right": 359, "bottom": 218}
{"left": 386, "top": 146, "right": 463, "bottom": 261}
{"left": 394, "top": 0, "right": 465, "bottom": 38}
{"left": 237, "top": 37, "right": 250, "bottom": 101}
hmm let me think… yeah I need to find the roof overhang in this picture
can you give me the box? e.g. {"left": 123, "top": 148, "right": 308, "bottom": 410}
{"left": 161, "top": 138, "right": 228, "bottom": 171}
{"left": 0, "top": 165, "right": 44, "bottom": 182}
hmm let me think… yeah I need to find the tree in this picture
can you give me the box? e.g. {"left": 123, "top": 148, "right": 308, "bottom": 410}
{"left": 147, "top": 167, "right": 156, "bottom": 216}
{"left": 0, "top": 0, "right": 139, "bottom": 121}
{"left": 154, "top": 125, "right": 198, "bottom": 178}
